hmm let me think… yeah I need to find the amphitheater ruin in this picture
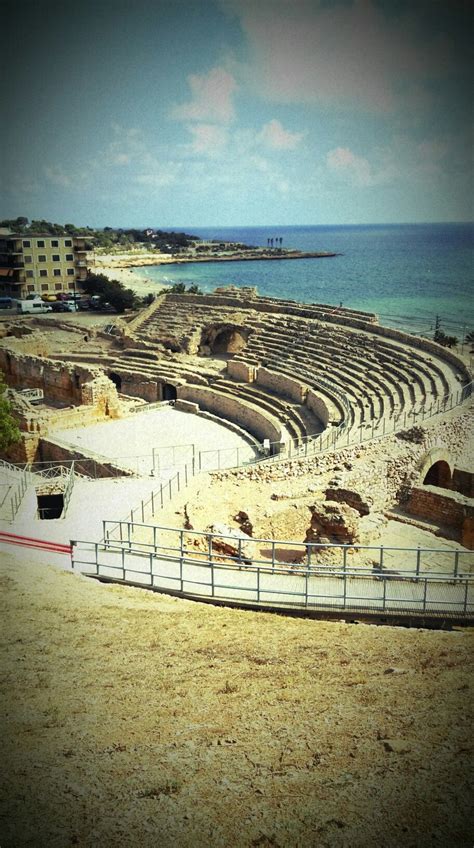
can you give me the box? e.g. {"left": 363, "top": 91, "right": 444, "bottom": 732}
{"left": 1, "top": 286, "right": 473, "bottom": 625}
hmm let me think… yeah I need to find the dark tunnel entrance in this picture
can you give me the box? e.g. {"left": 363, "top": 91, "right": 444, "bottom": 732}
{"left": 423, "top": 460, "right": 452, "bottom": 489}
{"left": 162, "top": 383, "right": 177, "bottom": 402}
{"left": 109, "top": 372, "right": 122, "bottom": 391}
{"left": 37, "top": 493, "right": 64, "bottom": 520}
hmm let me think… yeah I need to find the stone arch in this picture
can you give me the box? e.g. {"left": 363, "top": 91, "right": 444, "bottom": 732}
{"left": 417, "top": 448, "right": 453, "bottom": 489}
{"left": 200, "top": 323, "right": 250, "bottom": 357}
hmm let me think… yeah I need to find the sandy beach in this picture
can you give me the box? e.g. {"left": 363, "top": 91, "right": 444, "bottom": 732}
{"left": 89, "top": 250, "right": 173, "bottom": 295}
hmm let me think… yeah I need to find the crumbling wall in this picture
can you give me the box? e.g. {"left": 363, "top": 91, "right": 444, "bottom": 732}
{"left": 406, "top": 486, "right": 473, "bottom": 548}
{"left": 0, "top": 349, "right": 121, "bottom": 415}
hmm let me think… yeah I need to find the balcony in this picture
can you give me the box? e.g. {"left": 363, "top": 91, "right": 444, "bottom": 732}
{"left": 75, "top": 260, "right": 87, "bottom": 267}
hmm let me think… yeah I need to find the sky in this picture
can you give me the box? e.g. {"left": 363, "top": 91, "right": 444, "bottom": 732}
{"left": 1, "top": 0, "right": 473, "bottom": 227}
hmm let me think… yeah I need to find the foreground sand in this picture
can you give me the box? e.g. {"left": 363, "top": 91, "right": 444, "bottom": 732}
{"left": 1, "top": 551, "right": 472, "bottom": 848}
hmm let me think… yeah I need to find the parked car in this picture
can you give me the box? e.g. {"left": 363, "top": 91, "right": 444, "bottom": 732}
{"left": 0, "top": 297, "right": 13, "bottom": 309}
{"left": 17, "top": 300, "right": 52, "bottom": 314}
{"left": 50, "top": 301, "right": 69, "bottom": 312}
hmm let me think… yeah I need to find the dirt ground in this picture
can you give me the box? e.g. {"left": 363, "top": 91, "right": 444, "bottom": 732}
{"left": 1, "top": 551, "right": 473, "bottom": 848}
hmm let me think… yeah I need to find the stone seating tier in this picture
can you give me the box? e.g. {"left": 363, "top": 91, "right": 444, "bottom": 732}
{"left": 114, "top": 291, "right": 469, "bottom": 442}
{"left": 212, "top": 377, "right": 321, "bottom": 442}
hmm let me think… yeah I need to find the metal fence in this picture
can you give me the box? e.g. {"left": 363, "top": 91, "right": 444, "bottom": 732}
{"left": 71, "top": 523, "right": 474, "bottom": 620}
{"left": 34, "top": 463, "right": 76, "bottom": 520}
{"left": 0, "top": 459, "right": 31, "bottom": 521}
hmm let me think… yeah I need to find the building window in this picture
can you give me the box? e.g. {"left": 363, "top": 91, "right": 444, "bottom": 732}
{"left": 55, "top": 283, "right": 62, "bottom": 290}
{"left": 52, "top": 254, "right": 60, "bottom": 262}
{"left": 41, "top": 284, "right": 49, "bottom": 291}
{"left": 67, "top": 268, "right": 74, "bottom": 276}
{"left": 65, "top": 239, "right": 72, "bottom": 246}
{"left": 26, "top": 270, "right": 34, "bottom": 278}
{"left": 53, "top": 269, "right": 61, "bottom": 277}
{"left": 65, "top": 253, "right": 74, "bottom": 260}
{"left": 38, "top": 255, "right": 46, "bottom": 262}
{"left": 24, "top": 255, "right": 32, "bottom": 263}
{"left": 39, "top": 270, "right": 47, "bottom": 277}
{"left": 27, "top": 284, "right": 35, "bottom": 292}
{"left": 51, "top": 240, "right": 59, "bottom": 247}
{"left": 23, "top": 240, "right": 31, "bottom": 247}
{"left": 37, "top": 240, "right": 45, "bottom": 248}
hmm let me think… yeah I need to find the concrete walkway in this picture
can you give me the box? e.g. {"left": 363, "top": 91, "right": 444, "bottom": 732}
{"left": 70, "top": 542, "right": 474, "bottom": 621}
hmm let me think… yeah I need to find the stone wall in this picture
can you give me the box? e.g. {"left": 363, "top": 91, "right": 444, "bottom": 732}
{"left": 256, "top": 367, "right": 307, "bottom": 403}
{"left": 39, "top": 437, "right": 136, "bottom": 478}
{"left": 306, "top": 388, "right": 342, "bottom": 426}
{"left": 406, "top": 485, "right": 474, "bottom": 548}
{"left": 227, "top": 360, "right": 256, "bottom": 383}
{"left": 177, "top": 384, "right": 282, "bottom": 444}
{"left": 0, "top": 349, "right": 121, "bottom": 416}
{"left": 120, "top": 376, "right": 160, "bottom": 402}
{"left": 453, "top": 469, "right": 474, "bottom": 497}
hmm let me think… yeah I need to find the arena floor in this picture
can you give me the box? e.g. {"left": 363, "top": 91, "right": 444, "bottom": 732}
{"left": 53, "top": 406, "right": 258, "bottom": 475}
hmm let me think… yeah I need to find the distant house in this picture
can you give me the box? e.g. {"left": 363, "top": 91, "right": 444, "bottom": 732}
{"left": 0, "top": 233, "right": 91, "bottom": 299}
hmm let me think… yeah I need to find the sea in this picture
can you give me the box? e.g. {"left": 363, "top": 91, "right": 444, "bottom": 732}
{"left": 134, "top": 223, "right": 474, "bottom": 339}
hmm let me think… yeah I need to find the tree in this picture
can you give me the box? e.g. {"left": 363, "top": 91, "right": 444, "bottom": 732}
{"left": 83, "top": 272, "right": 138, "bottom": 313}
{"left": 0, "top": 379, "right": 21, "bottom": 452}
{"left": 434, "top": 328, "right": 458, "bottom": 348}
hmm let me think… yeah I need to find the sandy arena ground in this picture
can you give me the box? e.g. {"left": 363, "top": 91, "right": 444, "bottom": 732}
{"left": 53, "top": 407, "right": 258, "bottom": 476}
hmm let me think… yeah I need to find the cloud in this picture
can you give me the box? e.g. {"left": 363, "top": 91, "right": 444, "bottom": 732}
{"left": 171, "top": 66, "right": 237, "bottom": 123}
{"left": 258, "top": 119, "right": 304, "bottom": 150}
{"left": 187, "top": 124, "right": 229, "bottom": 156}
{"left": 221, "top": 0, "right": 455, "bottom": 112}
{"left": 326, "top": 146, "right": 389, "bottom": 187}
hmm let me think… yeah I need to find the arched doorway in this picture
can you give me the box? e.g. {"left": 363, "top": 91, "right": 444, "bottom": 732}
{"left": 109, "top": 372, "right": 122, "bottom": 391}
{"left": 211, "top": 327, "right": 247, "bottom": 354}
{"left": 423, "top": 460, "right": 452, "bottom": 489}
{"left": 162, "top": 383, "right": 177, "bottom": 402}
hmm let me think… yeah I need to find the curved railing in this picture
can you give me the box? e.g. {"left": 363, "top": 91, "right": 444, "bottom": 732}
{"left": 71, "top": 522, "right": 474, "bottom": 622}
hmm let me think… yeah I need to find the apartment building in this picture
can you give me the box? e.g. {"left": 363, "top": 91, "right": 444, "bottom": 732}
{"left": 0, "top": 232, "right": 90, "bottom": 299}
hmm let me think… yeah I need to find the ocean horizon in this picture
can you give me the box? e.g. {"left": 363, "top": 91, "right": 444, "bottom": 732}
{"left": 133, "top": 223, "right": 474, "bottom": 338}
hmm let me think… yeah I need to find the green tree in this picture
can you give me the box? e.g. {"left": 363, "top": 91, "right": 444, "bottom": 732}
{"left": 0, "top": 379, "right": 21, "bottom": 452}
{"left": 434, "top": 329, "right": 458, "bottom": 348}
{"left": 83, "top": 273, "right": 138, "bottom": 313}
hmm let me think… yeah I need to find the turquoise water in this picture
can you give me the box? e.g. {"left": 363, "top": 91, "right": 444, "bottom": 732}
{"left": 134, "top": 223, "right": 473, "bottom": 337}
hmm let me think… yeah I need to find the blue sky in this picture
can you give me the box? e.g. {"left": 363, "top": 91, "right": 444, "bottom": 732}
{"left": 2, "top": 0, "right": 473, "bottom": 227}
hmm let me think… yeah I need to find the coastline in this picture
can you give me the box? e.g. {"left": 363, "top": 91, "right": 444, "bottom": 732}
{"left": 90, "top": 249, "right": 338, "bottom": 296}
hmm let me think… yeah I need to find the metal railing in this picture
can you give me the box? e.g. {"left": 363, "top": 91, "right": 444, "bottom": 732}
{"left": 33, "top": 463, "right": 75, "bottom": 519}
{"left": 71, "top": 524, "right": 474, "bottom": 620}
{"left": 101, "top": 520, "right": 473, "bottom": 579}
{"left": 0, "top": 459, "right": 31, "bottom": 521}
